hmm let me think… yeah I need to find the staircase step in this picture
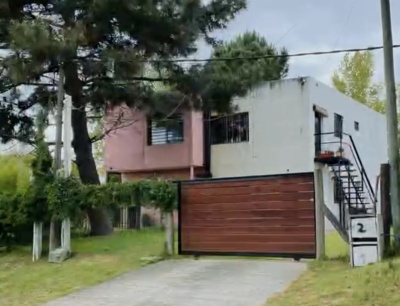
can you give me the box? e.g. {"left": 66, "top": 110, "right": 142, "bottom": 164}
{"left": 346, "top": 191, "right": 366, "bottom": 195}
{"left": 342, "top": 186, "right": 363, "bottom": 189}
{"left": 339, "top": 175, "right": 358, "bottom": 179}
{"left": 331, "top": 168, "right": 357, "bottom": 172}
{"left": 332, "top": 164, "right": 355, "bottom": 169}
{"left": 348, "top": 205, "right": 370, "bottom": 209}
{"left": 349, "top": 204, "right": 374, "bottom": 207}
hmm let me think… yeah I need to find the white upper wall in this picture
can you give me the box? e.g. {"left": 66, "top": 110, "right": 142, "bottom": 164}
{"left": 308, "top": 77, "right": 388, "bottom": 183}
{"left": 211, "top": 78, "right": 314, "bottom": 178}
{"left": 211, "top": 77, "right": 388, "bottom": 182}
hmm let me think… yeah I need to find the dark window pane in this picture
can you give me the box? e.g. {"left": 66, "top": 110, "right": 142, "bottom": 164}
{"left": 334, "top": 113, "right": 343, "bottom": 138}
{"left": 147, "top": 114, "right": 184, "bottom": 145}
{"left": 210, "top": 112, "right": 250, "bottom": 145}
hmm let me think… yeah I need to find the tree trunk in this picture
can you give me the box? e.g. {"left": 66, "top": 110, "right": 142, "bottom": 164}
{"left": 65, "top": 62, "right": 113, "bottom": 236}
{"left": 71, "top": 106, "right": 113, "bottom": 236}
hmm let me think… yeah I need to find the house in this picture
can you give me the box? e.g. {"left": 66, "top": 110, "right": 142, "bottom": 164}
{"left": 104, "top": 77, "right": 388, "bottom": 235}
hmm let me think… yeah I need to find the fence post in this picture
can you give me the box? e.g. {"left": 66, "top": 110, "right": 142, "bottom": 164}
{"left": 380, "top": 163, "right": 391, "bottom": 252}
{"left": 32, "top": 222, "right": 43, "bottom": 262}
{"left": 315, "top": 167, "right": 326, "bottom": 260}
{"left": 165, "top": 211, "right": 174, "bottom": 256}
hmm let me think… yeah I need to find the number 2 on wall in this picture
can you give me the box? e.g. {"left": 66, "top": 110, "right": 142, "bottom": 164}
{"left": 357, "top": 223, "right": 366, "bottom": 233}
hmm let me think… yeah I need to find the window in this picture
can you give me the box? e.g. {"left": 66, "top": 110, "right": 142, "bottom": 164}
{"left": 354, "top": 121, "right": 359, "bottom": 131}
{"left": 147, "top": 114, "right": 184, "bottom": 145}
{"left": 334, "top": 113, "right": 343, "bottom": 137}
{"left": 210, "top": 112, "right": 249, "bottom": 145}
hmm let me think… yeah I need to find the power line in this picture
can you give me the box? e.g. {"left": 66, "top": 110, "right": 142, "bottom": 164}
{"left": 1, "top": 44, "right": 399, "bottom": 65}
{"left": 323, "top": 0, "right": 357, "bottom": 66}
{"left": 123, "top": 44, "right": 400, "bottom": 64}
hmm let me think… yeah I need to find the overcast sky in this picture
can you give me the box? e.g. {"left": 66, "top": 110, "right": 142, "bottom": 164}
{"left": 198, "top": 0, "right": 400, "bottom": 85}
{"left": 3, "top": 0, "right": 400, "bottom": 155}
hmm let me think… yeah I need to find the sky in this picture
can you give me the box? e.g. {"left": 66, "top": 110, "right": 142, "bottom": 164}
{"left": 2, "top": 0, "right": 400, "bottom": 156}
{"left": 197, "top": 0, "right": 400, "bottom": 85}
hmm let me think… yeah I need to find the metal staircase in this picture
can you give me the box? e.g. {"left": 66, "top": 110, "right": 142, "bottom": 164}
{"left": 315, "top": 132, "right": 377, "bottom": 234}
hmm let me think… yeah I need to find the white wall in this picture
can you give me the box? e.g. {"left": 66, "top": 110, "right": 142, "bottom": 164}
{"left": 308, "top": 78, "right": 388, "bottom": 218}
{"left": 211, "top": 78, "right": 314, "bottom": 178}
{"left": 210, "top": 77, "right": 387, "bottom": 210}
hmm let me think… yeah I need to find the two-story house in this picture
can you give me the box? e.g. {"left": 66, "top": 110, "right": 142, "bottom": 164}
{"left": 105, "top": 77, "right": 388, "bottom": 233}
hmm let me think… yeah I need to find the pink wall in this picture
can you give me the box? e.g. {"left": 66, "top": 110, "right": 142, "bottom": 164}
{"left": 104, "top": 106, "right": 204, "bottom": 173}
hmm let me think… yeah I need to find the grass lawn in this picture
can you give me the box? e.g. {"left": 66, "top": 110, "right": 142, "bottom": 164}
{"left": 0, "top": 229, "right": 164, "bottom": 306}
{"left": 266, "top": 233, "right": 400, "bottom": 306}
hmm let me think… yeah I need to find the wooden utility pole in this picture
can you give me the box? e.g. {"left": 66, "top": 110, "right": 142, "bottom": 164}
{"left": 380, "top": 0, "right": 400, "bottom": 247}
{"left": 380, "top": 164, "right": 391, "bottom": 251}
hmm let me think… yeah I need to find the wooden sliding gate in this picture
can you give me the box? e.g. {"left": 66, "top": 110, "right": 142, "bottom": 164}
{"left": 178, "top": 172, "right": 316, "bottom": 258}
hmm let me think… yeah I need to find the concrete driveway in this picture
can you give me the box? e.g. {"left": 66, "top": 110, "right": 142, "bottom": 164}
{"left": 44, "top": 259, "right": 306, "bottom": 306}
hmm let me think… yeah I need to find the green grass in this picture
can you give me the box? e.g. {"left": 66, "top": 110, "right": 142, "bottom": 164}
{"left": 4, "top": 229, "right": 398, "bottom": 306}
{"left": 266, "top": 233, "right": 400, "bottom": 306}
{"left": 0, "top": 229, "right": 164, "bottom": 306}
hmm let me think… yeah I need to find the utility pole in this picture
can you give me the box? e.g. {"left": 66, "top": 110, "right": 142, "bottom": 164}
{"left": 54, "top": 67, "right": 64, "bottom": 172}
{"left": 63, "top": 95, "right": 72, "bottom": 177}
{"left": 380, "top": 0, "right": 400, "bottom": 247}
{"left": 49, "top": 67, "right": 64, "bottom": 253}
{"left": 61, "top": 95, "right": 72, "bottom": 255}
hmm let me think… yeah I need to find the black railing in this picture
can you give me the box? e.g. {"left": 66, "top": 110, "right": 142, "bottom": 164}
{"left": 331, "top": 162, "right": 366, "bottom": 217}
{"left": 348, "top": 134, "right": 376, "bottom": 202}
{"left": 315, "top": 132, "right": 377, "bottom": 214}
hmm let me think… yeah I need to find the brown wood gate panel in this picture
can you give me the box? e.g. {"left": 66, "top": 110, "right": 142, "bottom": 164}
{"left": 178, "top": 172, "right": 316, "bottom": 258}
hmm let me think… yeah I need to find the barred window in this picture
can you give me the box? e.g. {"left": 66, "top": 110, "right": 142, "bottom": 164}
{"left": 210, "top": 112, "right": 249, "bottom": 145}
{"left": 147, "top": 115, "right": 184, "bottom": 145}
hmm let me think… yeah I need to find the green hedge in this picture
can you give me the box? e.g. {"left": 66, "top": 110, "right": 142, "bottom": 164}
{"left": 0, "top": 178, "right": 177, "bottom": 248}
{"left": 46, "top": 177, "right": 177, "bottom": 221}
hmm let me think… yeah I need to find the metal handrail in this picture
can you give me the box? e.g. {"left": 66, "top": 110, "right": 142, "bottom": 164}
{"left": 319, "top": 140, "right": 376, "bottom": 204}
{"left": 348, "top": 134, "right": 377, "bottom": 202}
{"left": 315, "top": 132, "right": 377, "bottom": 209}
{"left": 331, "top": 160, "right": 367, "bottom": 211}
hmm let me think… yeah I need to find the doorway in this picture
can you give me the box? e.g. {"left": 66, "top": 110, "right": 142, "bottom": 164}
{"left": 315, "top": 112, "right": 323, "bottom": 155}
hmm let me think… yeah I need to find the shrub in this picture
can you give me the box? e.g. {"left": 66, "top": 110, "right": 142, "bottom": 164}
{"left": 0, "top": 177, "right": 178, "bottom": 248}
{"left": 0, "top": 192, "right": 27, "bottom": 250}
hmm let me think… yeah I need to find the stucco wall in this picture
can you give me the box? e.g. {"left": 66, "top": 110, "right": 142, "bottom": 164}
{"left": 210, "top": 78, "right": 314, "bottom": 178}
{"left": 104, "top": 106, "right": 204, "bottom": 173}
{"left": 308, "top": 78, "right": 388, "bottom": 219}
{"left": 210, "top": 76, "right": 387, "bottom": 221}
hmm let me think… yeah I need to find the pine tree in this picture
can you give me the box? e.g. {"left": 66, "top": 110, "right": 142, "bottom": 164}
{"left": 0, "top": 1, "right": 288, "bottom": 235}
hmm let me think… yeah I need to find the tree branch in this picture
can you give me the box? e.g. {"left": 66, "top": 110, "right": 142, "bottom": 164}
{"left": 90, "top": 97, "right": 186, "bottom": 144}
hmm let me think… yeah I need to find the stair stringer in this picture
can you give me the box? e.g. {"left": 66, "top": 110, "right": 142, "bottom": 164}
{"left": 322, "top": 202, "right": 349, "bottom": 243}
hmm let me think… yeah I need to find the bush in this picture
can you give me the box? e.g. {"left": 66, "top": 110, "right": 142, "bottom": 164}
{"left": 0, "top": 177, "right": 178, "bottom": 248}
{"left": 0, "top": 192, "right": 27, "bottom": 250}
